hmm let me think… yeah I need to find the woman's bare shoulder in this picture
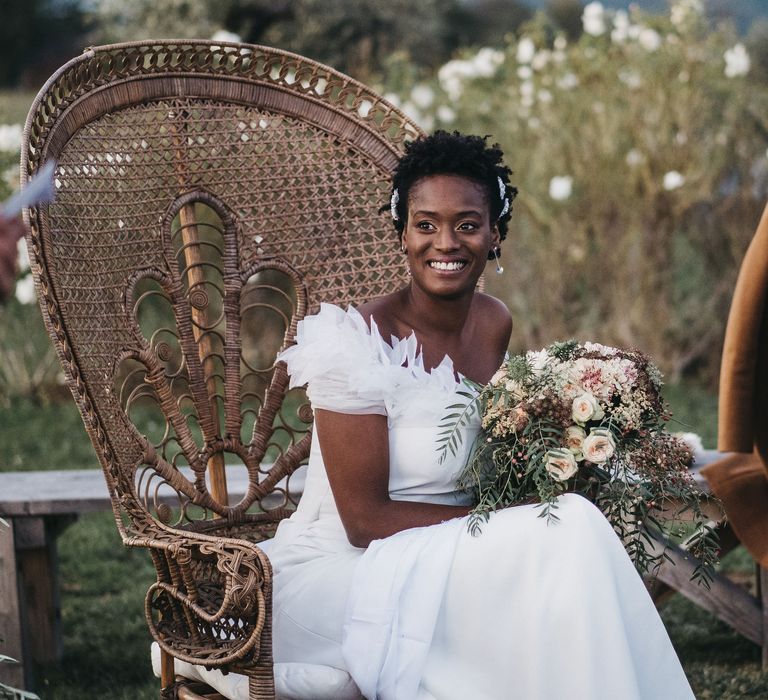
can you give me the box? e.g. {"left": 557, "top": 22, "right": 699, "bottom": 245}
{"left": 356, "top": 292, "right": 405, "bottom": 334}
{"left": 473, "top": 293, "right": 513, "bottom": 350}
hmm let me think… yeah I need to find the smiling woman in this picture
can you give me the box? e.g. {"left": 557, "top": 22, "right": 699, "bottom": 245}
{"left": 234, "top": 131, "right": 701, "bottom": 700}
{"left": 406, "top": 175, "right": 497, "bottom": 293}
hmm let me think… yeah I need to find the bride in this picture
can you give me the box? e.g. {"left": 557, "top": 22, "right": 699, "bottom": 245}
{"left": 267, "top": 131, "right": 696, "bottom": 699}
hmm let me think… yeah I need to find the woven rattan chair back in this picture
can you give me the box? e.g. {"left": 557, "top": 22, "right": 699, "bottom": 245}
{"left": 23, "top": 40, "right": 421, "bottom": 697}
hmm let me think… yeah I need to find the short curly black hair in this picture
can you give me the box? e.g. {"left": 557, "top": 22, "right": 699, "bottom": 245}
{"left": 384, "top": 131, "right": 518, "bottom": 256}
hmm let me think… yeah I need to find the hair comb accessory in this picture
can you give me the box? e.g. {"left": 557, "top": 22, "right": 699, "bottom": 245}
{"left": 497, "top": 176, "right": 510, "bottom": 219}
{"left": 497, "top": 176, "right": 506, "bottom": 200}
{"left": 390, "top": 189, "right": 400, "bottom": 221}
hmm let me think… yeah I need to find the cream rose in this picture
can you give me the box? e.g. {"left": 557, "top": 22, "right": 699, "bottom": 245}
{"left": 564, "top": 426, "right": 587, "bottom": 459}
{"left": 571, "top": 393, "right": 604, "bottom": 424}
{"left": 544, "top": 448, "right": 578, "bottom": 481}
{"left": 582, "top": 428, "right": 616, "bottom": 464}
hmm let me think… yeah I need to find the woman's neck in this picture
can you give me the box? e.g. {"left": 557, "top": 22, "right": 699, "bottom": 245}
{"left": 400, "top": 284, "right": 474, "bottom": 339}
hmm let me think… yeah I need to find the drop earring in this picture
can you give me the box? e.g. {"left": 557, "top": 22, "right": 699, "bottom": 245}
{"left": 492, "top": 247, "right": 504, "bottom": 275}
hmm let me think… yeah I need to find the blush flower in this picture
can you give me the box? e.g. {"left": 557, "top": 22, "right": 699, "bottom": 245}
{"left": 565, "top": 426, "right": 587, "bottom": 459}
{"left": 582, "top": 428, "right": 616, "bottom": 464}
{"left": 572, "top": 393, "right": 604, "bottom": 424}
{"left": 544, "top": 448, "right": 578, "bottom": 481}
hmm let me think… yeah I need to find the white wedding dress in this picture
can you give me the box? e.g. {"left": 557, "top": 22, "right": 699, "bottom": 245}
{"left": 154, "top": 303, "right": 696, "bottom": 700}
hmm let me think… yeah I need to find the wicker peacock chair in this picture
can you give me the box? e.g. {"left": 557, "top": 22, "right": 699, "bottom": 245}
{"left": 22, "top": 40, "right": 422, "bottom": 699}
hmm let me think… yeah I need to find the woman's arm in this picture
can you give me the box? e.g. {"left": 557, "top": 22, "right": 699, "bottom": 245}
{"left": 314, "top": 409, "right": 470, "bottom": 548}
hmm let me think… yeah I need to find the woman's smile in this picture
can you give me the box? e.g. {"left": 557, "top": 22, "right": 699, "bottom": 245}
{"left": 427, "top": 258, "right": 469, "bottom": 272}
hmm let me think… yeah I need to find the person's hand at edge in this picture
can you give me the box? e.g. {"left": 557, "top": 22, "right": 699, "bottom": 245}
{"left": 0, "top": 214, "right": 26, "bottom": 303}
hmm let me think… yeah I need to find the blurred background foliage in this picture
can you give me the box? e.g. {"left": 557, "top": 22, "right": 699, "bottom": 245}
{"left": 385, "top": 4, "right": 768, "bottom": 386}
{"left": 2, "top": 2, "right": 768, "bottom": 696}
{"left": 1, "top": 0, "right": 768, "bottom": 404}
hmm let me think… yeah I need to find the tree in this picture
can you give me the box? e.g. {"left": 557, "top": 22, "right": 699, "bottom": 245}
{"left": 546, "top": 0, "right": 584, "bottom": 41}
{"left": 258, "top": 0, "right": 451, "bottom": 82}
{"left": 0, "top": 0, "right": 86, "bottom": 87}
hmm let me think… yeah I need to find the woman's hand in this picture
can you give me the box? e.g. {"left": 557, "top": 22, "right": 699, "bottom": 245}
{"left": 314, "top": 409, "right": 470, "bottom": 548}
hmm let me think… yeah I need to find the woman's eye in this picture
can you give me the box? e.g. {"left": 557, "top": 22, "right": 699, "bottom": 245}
{"left": 416, "top": 221, "right": 434, "bottom": 230}
{"left": 458, "top": 222, "right": 478, "bottom": 231}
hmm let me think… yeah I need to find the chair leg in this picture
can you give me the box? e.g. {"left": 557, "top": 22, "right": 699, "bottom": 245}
{"left": 161, "top": 649, "right": 176, "bottom": 698}
{"left": 247, "top": 666, "right": 276, "bottom": 700}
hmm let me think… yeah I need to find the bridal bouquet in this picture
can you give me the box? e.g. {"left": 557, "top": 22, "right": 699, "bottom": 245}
{"left": 440, "top": 340, "right": 719, "bottom": 582}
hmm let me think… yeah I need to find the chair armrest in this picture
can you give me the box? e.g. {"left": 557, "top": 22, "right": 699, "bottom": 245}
{"left": 126, "top": 528, "right": 273, "bottom": 669}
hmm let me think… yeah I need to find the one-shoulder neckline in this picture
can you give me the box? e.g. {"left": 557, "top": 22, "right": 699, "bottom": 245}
{"left": 319, "top": 303, "right": 469, "bottom": 390}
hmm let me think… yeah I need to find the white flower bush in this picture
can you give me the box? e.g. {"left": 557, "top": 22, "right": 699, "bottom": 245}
{"left": 516, "top": 37, "right": 536, "bottom": 64}
{"left": 410, "top": 84, "right": 435, "bottom": 110}
{"left": 625, "top": 148, "right": 644, "bottom": 166}
{"left": 582, "top": 2, "right": 607, "bottom": 37}
{"left": 556, "top": 72, "right": 579, "bottom": 90}
{"left": 16, "top": 237, "right": 30, "bottom": 273}
{"left": 384, "top": 2, "right": 767, "bottom": 383}
{"left": 549, "top": 175, "right": 573, "bottom": 201}
{"left": 663, "top": 170, "right": 686, "bottom": 190}
{"left": 724, "top": 43, "right": 750, "bottom": 78}
{"left": 210, "top": 29, "right": 241, "bottom": 44}
{"left": 14, "top": 275, "right": 36, "bottom": 305}
{"left": 436, "top": 105, "right": 456, "bottom": 124}
{"left": 0, "top": 124, "right": 22, "bottom": 153}
{"left": 670, "top": 0, "right": 704, "bottom": 30}
{"left": 637, "top": 27, "right": 662, "bottom": 52}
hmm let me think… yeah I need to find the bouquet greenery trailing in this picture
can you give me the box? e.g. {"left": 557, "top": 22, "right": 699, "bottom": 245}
{"left": 439, "top": 340, "right": 719, "bottom": 584}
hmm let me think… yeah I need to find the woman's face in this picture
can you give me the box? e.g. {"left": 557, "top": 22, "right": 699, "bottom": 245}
{"left": 402, "top": 174, "right": 499, "bottom": 300}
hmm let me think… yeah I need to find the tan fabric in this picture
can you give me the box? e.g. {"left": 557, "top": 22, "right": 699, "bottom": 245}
{"left": 717, "top": 202, "right": 768, "bottom": 455}
{"left": 701, "top": 453, "right": 768, "bottom": 567}
{"left": 702, "top": 201, "right": 768, "bottom": 565}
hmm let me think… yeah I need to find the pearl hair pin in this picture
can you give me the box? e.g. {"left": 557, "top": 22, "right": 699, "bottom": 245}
{"left": 390, "top": 189, "right": 400, "bottom": 221}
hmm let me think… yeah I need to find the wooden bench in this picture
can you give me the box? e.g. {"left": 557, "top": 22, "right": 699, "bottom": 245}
{"left": 0, "top": 467, "right": 301, "bottom": 689}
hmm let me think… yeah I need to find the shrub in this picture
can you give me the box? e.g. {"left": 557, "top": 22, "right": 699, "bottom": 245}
{"left": 384, "top": 0, "right": 768, "bottom": 384}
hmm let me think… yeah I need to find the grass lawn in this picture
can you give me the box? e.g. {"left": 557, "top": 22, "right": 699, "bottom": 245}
{"left": 0, "top": 383, "right": 762, "bottom": 698}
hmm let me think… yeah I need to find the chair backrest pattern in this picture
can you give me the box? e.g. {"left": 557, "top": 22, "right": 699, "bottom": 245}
{"left": 22, "top": 41, "right": 420, "bottom": 671}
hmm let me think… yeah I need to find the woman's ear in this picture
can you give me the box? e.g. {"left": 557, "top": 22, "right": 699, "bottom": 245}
{"left": 491, "top": 223, "right": 501, "bottom": 247}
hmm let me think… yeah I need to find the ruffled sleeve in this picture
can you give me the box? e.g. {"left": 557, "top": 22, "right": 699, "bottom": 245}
{"left": 278, "top": 303, "right": 392, "bottom": 415}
